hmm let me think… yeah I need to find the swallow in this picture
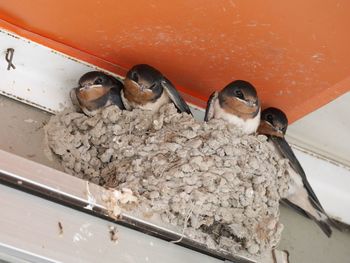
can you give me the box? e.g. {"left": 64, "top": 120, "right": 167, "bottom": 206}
{"left": 121, "top": 64, "right": 192, "bottom": 115}
{"left": 70, "top": 71, "right": 125, "bottom": 116}
{"left": 204, "top": 80, "right": 260, "bottom": 134}
{"left": 258, "top": 107, "right": 333, "bottom": 237}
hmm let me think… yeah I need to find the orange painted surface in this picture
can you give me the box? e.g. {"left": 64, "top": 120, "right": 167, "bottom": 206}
{"left": 0, "top": 0, "right": 349, "bottom": 122}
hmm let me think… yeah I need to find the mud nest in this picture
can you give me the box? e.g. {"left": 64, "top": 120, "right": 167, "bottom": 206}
{"left": 45, "top": 104, "right": 290, "bottom": 256}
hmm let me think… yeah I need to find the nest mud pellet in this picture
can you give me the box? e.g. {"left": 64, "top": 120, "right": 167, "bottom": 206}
{"left": 45, "top": 104, "right": 290, "bottom": 257}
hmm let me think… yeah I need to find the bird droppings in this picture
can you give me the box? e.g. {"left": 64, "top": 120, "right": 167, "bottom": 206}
{"left": 58, "top": 221, "right": 64, "bottom": 237}
{"left": 84, "top": 181, "right": 97, "bottom": 211}
{"left": 73, "top": 233, "right": 85, "bottom": 243}
{"left": 73, "top": 223, "right": 94, "bottom": 243}
{"left": 102, "top": 188, "right": 138, "bottom": 217}
{"left": 45, "top": 103, "right": 290, "bottom": 258}
{"left": 109, "top": 225, "right": 119, "bottom": 243}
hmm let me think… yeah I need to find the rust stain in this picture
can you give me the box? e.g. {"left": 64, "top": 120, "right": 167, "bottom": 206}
{"left": 58, "top": 221, "right": 63, "bottom": 236}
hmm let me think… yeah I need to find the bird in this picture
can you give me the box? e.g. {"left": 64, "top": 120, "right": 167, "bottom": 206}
{"left": 204, "top": 80, "right": 260, "bottom": 134}
{"left": 258, "top": 107, "right": 333, "bottom": 237}
{"left": 121, "top": 64, "right": 192, "bottom": 115}
{"left": 70, "top": 71, "right": 125, "bottom": 116}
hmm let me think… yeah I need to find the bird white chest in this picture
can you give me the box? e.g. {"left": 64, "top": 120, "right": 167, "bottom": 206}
{"left": 121, "top": 90, "right": 170, "bottom": 113}
{"left": 213, "top": 99, "right": 260, "bottom": 134}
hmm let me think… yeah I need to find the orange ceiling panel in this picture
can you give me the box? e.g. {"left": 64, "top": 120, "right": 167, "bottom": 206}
{"left": 0, "top": 0, "right": 349, "bottom": 122}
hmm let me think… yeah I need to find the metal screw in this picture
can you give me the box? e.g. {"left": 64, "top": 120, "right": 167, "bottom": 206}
{"left": 5, "top": 48, "right": 16, "bottom": 70}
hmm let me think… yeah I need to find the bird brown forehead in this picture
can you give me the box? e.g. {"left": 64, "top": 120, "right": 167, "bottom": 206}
{"left": 123, "top": 78, "right": 157, "bottom": 105}
{"left": 77, "top": 86, "right": 110, "bottom": 102}
{"left": 257, "top": 121, "right": 284, "bottom": 137}
{"left": 221, "top": 96, "right": 259, "bottom": 120}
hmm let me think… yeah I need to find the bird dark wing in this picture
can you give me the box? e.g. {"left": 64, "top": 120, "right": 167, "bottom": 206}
{"left": 270, "top": 136, "right": 325, "bottom": 212}
{"left": 109, "top": 77, "right": 125, "bottom": 110}
{"left": 109, "top": 89, "right": 125, "bottom": 110}
{"left": 161, "top": 79, "right": 192, "bottom": 115}
{"left": 282, "top": 199, "right": 332, "bottom": 237}
{"left": 281, "top": 199, "right": 310, "bottom": 218}
{"left": 204, "top": 91, "right": 218, "bottom": 122}
{"left": 70, "top": 88, "right": 81, "bottom": 111}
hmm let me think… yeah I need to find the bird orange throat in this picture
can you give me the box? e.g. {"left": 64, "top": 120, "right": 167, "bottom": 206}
{"left": 222, "top": 97, "right": 260, "bottom": 120}
{"left": 257, "top": 121, "right": 284, "bottom": 137}
{"left": 77, "top": 86, "right": 111, "bottom": 102}
{"left": 123, "top": 78, "right": 157, "bottom": 105}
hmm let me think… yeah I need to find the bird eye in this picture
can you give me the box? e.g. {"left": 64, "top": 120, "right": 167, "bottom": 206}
{"left": 266, "top": 114, "right": 273, "bottom": 122}
{"left": 131, "top": 72, "right": 139, "bottom": 82}
{"left": 94, "top": 77, "right": 103, "bottom": 85}
{"left": 235, "top": 89, "right": 244, "bottom": 99}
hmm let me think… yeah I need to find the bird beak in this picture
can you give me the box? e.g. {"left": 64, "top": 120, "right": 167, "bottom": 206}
{"left": 78, "top": 85, "right": 89, "bottom": 91}
{"left": 79, "top": 84, "right": 102, "bottom": 91}
{"left": 247, "top": 99, "right": 259, "bottom": 107}
{"left": 139, "top": 84, "right": 146, "bottom": 91}
{"left": 273, "top": 125, "right": 285, "bottom": 135}
{"left": 259, "top": 120, "right": 284, "bottom": 137}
